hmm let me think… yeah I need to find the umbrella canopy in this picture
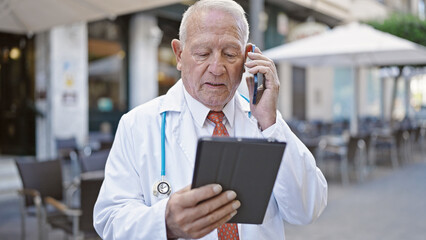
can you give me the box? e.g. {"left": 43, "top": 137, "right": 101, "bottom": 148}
{"left": 0, "top": 0, "right": 182, "bottom": 34}
{"left": 263, "top": 22, "right": 426, "bottom": 67}
{"left": 263, "top": 22, "right": 426, "bottom": 136}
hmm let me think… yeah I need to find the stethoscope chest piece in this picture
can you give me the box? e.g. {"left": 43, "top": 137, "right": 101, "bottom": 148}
{"left": 153, "top": 178, "right": 171, "bottom": 198}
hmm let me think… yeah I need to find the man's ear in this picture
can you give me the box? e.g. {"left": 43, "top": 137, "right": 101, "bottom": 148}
{"left": 171, "top": 39, "right": 183, "bottom": 71}
{"left": 243, "top": 43, "right": 253, "bottom": 73}
{"left": 245, "top": 43, "right": 253, "bottom": 59}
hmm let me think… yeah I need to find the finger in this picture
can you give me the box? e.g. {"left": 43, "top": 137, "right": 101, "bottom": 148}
{"left": 179, "top": 184, "right": 223, "bottom": 208}
{"left": 195, "top": 211, "right": 237, "bottom": 239}
{"left": 189, "top": 209, "right": 238, "bottom": 239}
{"left": 254, "top": 45, "right": 262, "bottom": 54}
{"left": 247, "top": 66, "right": 272, "bottom": 77}
{"left": 247, "top": 66, "right": 278, "bottom": 88}
{"left": 190, "top": 199, "right": 240, "bottom": 231}
{"left": 245, "top": 58, "right": 275, "bottom": 71}
{"left": 187, "top": 190, "right": 237, "bottom": 221}
{"left": 176, "top": 185, "right": 191, "bottom": 193}
{"left": 246, "top": 51, "right": 269, "bottom": 62}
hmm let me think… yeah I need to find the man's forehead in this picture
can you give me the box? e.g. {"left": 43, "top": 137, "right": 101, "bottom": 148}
{"left": 189, "top": 39, "right": 243, "bottom": 51}
{"left": 186, "top": 9, "right": 244, "bottom": 41}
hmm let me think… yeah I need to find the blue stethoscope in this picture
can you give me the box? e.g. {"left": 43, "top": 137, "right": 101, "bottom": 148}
{"left": 152, "top": 112, "right": 172, "bottom": 197}
{"left": 152, "top": 93, "right": 252, "bottom": 198}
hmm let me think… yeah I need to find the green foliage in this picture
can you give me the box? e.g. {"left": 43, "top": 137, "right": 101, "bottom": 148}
{"left": 366, "top": 13, "right": 426, "bottom": 47}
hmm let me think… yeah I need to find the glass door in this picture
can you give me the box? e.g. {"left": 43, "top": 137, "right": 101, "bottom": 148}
{"left": 0, "top": 33, "right": 35, "bottom": 155}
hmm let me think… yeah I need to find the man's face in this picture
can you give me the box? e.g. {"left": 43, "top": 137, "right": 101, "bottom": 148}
{"left": 172, "top": 10, "right": 246, "bottom": 111}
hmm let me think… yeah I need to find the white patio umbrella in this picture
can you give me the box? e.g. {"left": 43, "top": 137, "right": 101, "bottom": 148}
{"left": 264, "top": 22, "right": 426, "bottom": 67}
{"left": 263, "top": 22, "right": 426, "bottom": 135}
{"left": 0, "top": 0, "right": 182, "bottom": 34}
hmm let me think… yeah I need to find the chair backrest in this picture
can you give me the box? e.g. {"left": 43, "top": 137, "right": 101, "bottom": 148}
{"left": 56, "top": 137, "right": 78, "bottom": 160}
{"left": 15, "top": 159, "right": 64, "bottom": 206}
{"left": 80, "top": 149, "right": 110, "bottom": 173}
{"left": 79, "top": 172, "right": 104, "bottom": 233}
{"left": 394, "top": 129, "right": 408, "bottom": 147}
{"left": 88, "top": 131, "right": 113, "bottom": 151}
{"left": 347, "top": 136, "right": 360, "bottom": 162}
{"left": 99, "top": 141, "right": 113, "bottom": 150}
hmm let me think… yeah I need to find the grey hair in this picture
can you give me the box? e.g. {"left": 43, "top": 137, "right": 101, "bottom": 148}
{"left": 179, "top": 0, "right": 249, "bottom": 47}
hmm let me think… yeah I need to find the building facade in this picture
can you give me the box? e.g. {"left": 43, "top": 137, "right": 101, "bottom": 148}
{"left": 0, "top": 0, "right": 424, "bottom": 157}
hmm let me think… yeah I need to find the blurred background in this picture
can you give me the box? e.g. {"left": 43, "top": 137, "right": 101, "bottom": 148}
{"left": 0, "top": 0, "right": 425, "bottom": 239}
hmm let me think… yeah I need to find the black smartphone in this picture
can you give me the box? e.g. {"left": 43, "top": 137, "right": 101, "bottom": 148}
{"left": 251, "top": 44, "right": 258, "bottom": 104}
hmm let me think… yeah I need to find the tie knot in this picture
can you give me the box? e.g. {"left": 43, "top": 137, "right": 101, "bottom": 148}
{"left": 207, "top": 111, "right": 225, "bottom": 124}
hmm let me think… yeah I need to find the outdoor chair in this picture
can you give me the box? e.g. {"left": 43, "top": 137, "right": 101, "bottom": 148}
{"left": 394, "top": 129, "right": 412, "bottom": 164}
{"left": 15, "top": 158, "right": 76, "bottom": 240}
{"left": 79, "top": 149, "right": 110, "bottom": 173}
{"left": 317, "top": 135, "right": 368, "bottom": 185}
{"left": 56, "top": 137, "right": 80, "bottom": 180}
{"left": 56, "top": 137, "right": 79, "bottom": 159}
{"left": 416, "top": 124, "right": 426, "bottom": 155}
{"left": 370, "top": 128, "right": 399, "bottom": 169}
{"left": 87, "top": 131, "right": 114, "bottom": 152}
{"left": 14, "top": 157, "right": 43, "bottom": 240}
{"left": 45, "top": 171, "right": 104, "bottom": 240}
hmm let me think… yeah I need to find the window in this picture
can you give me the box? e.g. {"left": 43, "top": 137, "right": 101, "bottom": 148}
{"left": 88, "top": 19, "right": 127, "bottom": 112}
{"left": 157, "top": 16, "right": 180, "bottom": 96}
{"left": 419, "top": 0, "right": 425, "bottom": 20}
{"left": 88, "top": 18, "right": 129, "bottom": 134}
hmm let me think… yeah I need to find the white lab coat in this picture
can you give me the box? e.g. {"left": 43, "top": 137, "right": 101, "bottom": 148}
{"left": 93, "top": 80, "right": 327, "bottom": 240}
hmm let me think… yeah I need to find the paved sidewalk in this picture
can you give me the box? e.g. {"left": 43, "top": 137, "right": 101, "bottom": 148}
{"left": 1, "top": 154, "right": 425, "bottom": 239}
{"left": 285, "top": 158, "right": 426, "bottom": 240}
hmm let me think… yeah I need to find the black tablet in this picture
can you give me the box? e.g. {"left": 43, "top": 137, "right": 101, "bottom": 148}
{"left": 191, "top": 137, "right": 286, "bottom": 224}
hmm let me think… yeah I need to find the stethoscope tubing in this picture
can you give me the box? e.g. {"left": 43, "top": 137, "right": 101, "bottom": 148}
{"left": 161, "top": 112, "right": 166, "bottom": 177}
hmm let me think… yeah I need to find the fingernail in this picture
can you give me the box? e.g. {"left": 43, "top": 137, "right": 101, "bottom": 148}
{"left": 231, "top": 211, "right": 237, "bottom": 217}
{"left": 232, "top": 200, "right": 241, "bottom": 210}
{"left": 213, "top": 184, "right": 222, "bottom": 194}
{"left": 227, "top": 191, "right": 237, "bottom": 200}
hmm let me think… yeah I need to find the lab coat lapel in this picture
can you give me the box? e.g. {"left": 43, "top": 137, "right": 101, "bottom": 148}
{"left": 174, "top": 107, "right": 198, "bottom": 166}
{"left": 234, "top": 94, "right": 263, "bottom": 138}
{"left": 160, "top": 80, "right": 198, "bottom": 167}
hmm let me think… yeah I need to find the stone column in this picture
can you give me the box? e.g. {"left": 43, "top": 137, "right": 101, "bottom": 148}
{"left": 129, "top": 13, "right": 161, "bottom": 109}
{"left": 35, "top": 23, "right": 88, "bottom": 159}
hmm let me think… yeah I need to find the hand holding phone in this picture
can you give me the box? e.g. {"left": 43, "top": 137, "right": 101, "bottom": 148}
{"left": 245, "top": 44, "right": 279, "bottom": 131}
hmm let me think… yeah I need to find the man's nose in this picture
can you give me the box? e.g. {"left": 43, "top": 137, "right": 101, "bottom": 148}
{"left": 208, "top": 53, "right": 225, "bottom": 76}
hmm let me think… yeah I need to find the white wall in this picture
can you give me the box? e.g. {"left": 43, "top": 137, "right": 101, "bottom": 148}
{"left": 359, "top": 67, "right": 381, "bottom": 117}
{"left": 350, "top": 0, "right": 388, "bottom": 21}
{"left": 277, "top": 63, "right": 292, "bottom": 119}
{"left": 383, "top": 77, "right": 395, "bottom": 121}
{"left": 129, "top": 14, "right": 161, "bottom": 109}
{"left": 35, "top": 32, "right": 54, "bottom": 159}
{"left": 306, "top": 67, "right": 334, "bottom": 121}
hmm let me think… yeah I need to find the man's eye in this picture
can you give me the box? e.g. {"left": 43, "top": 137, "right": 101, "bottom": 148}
{"left": 197, "top": 53, "right": 209, "bottom": 57}
{"left": 225, "top": 53, "right": 236, "bottom": 58}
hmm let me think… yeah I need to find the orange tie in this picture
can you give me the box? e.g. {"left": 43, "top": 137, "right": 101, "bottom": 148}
{"left": 207, "top": 111, "right": 240, "bottom": 240}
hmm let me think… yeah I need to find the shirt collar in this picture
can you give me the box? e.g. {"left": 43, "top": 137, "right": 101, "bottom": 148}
{"left": 183, "top": 86, "right": 235, "bottom": 128}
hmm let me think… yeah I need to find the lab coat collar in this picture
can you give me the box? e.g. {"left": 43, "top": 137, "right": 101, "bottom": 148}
{"left": 182, "top": 87, "right": 211, "bottom": 128}
{"left": 236, "top": 93, "right": 251, "bottom": 113}
{"left": 158, "top": 80, "right": 184, "bottom": 114}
